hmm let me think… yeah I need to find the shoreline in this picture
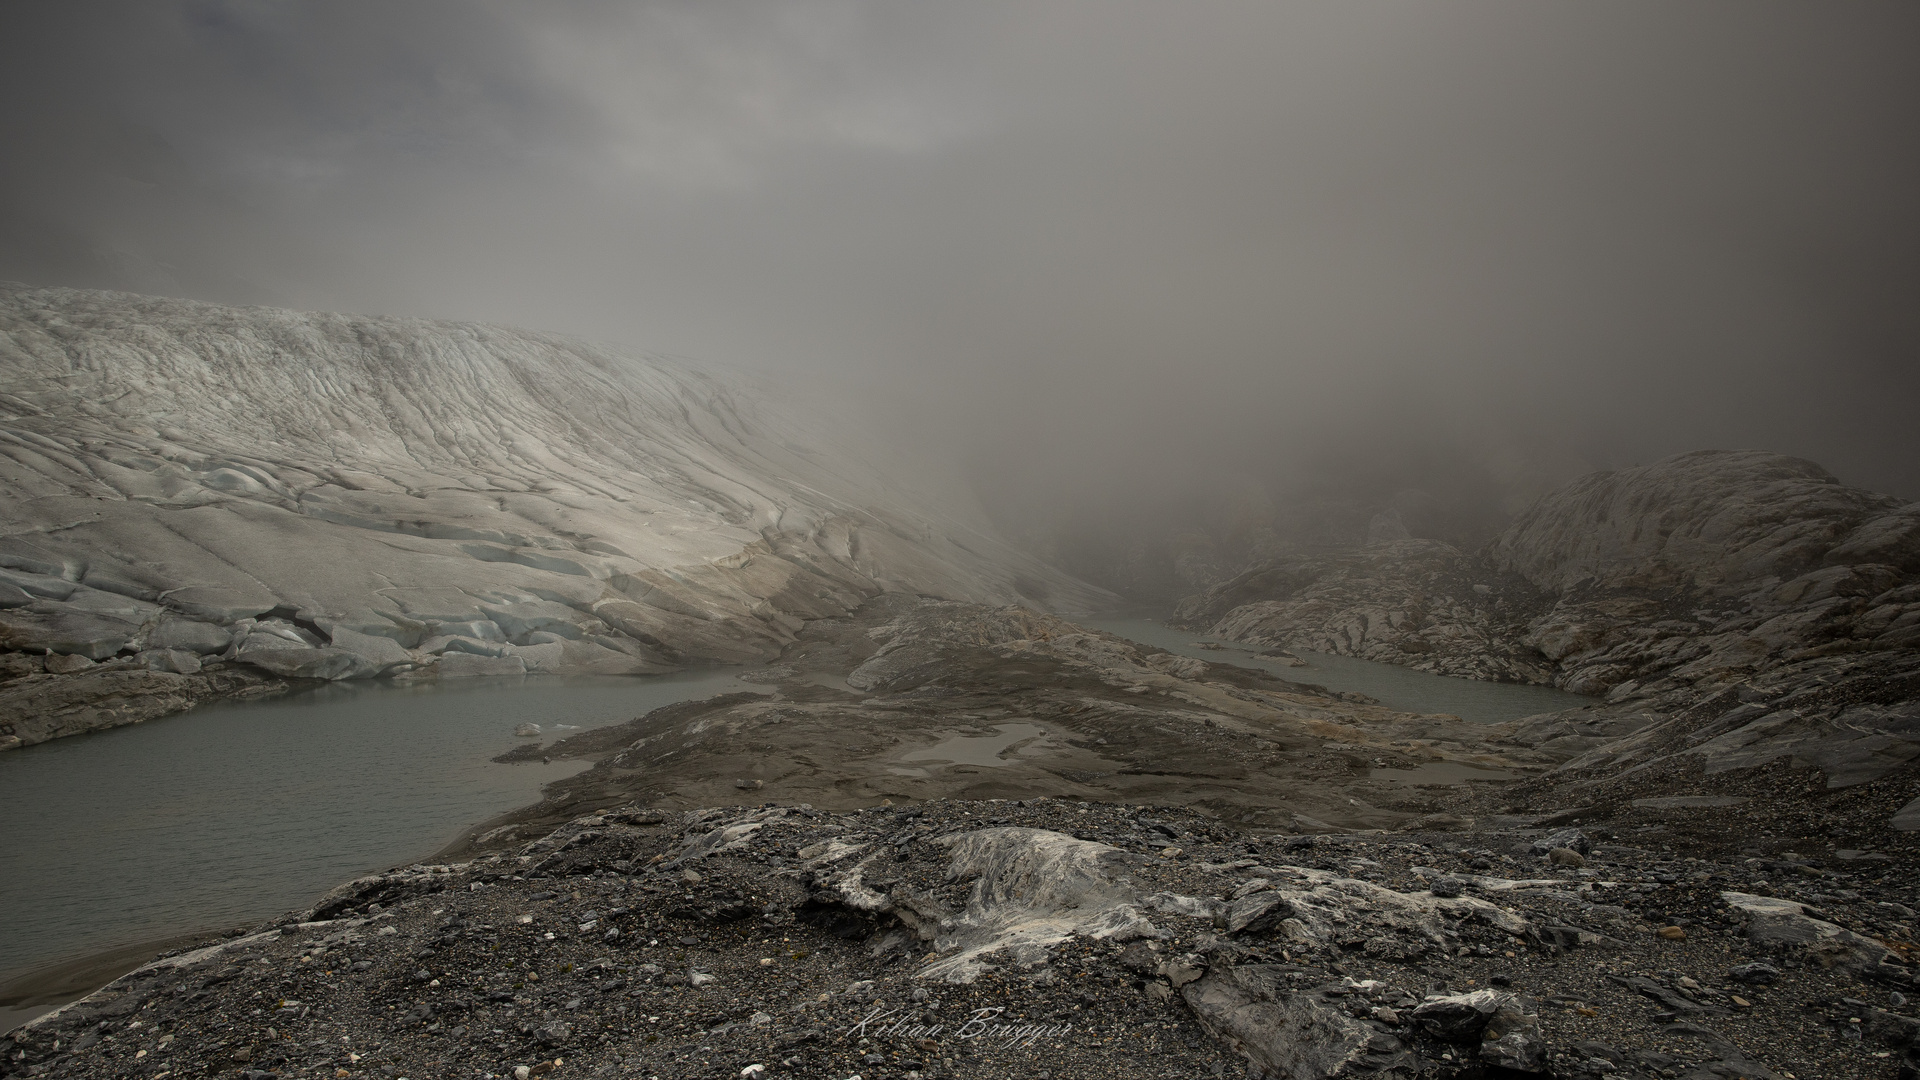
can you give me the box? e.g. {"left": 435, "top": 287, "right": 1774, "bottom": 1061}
{"left": 0, "top": 931, "right": 216, "bottom": 1034}
{"left": 0, "top": 790, "right": 568, "bottom": 1036}
{"left": 0, "top": 671, "right": 758, "bottom": 1036}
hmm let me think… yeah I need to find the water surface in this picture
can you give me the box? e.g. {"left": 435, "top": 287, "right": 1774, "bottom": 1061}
{"left": 901, "top": 723, "right": 1048, "bottom": 768}
{"left": 1081, "top": 616, "right": 1592, "bottom": 724}
{"left": 0, "top": 671, "right": 749, "bottom": 995}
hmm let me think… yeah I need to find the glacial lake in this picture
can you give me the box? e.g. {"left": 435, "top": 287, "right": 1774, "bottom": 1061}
{"left": 0, "top": 670, "right": 751, "bottom": 1029}
{"left": 1082, "top": 616, "right": 1593, "bottom": 725}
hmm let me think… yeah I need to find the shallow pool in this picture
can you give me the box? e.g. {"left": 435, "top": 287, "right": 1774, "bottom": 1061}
{"left": 1080, "top": 616, "right": 1593, "bottom": 725}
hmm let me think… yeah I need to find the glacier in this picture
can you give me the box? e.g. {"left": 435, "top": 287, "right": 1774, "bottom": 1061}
{"left": 0, "top": 283, "right": 1110, "bottom": 746}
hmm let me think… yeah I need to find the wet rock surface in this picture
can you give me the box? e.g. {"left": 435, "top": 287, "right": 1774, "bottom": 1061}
{"left": 12, "top": 797, "right": 1920, "bottom": 1079}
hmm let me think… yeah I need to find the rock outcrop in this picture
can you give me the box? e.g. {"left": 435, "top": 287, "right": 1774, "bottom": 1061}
{"left": 0, "top": 284, "right": 1110, "bottom": 747}
{"left": 1174, "top": 451, "right": 1920, "bottom": 797}
{"left": 1172, "top": 539, "right": 1556, "bottom": 684}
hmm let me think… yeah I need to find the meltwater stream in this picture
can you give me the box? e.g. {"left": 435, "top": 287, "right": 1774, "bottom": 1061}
{"left": 0, "top": 670, "right": 749, "bottom": 1017}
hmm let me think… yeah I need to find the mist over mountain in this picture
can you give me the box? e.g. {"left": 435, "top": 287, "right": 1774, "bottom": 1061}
{"left": 2, "top": 2, "right": 1917, "bottom": 566}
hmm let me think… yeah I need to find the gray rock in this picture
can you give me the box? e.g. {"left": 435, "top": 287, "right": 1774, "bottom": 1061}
{"left": 1864, "top": 1009, "right": 1920, "bottom": 1049}
{"left": 138, "top": 649, "right": 203, "bottom": 674}
{"left": 44, "top": 652, "right": 97, "bottom": 674}
{"left": 234, "top": 639, "right": 379, "bottom": 681}
{"left": 1410, "top": 989, "right": 1506, "bottom": 1041}
{"left": 1658, "top": 1022, "right": 1781, "bottom": 1080}
{"left": 0, "top": 666, "right": 282, "bottom": 749}
{"left": 0, "top": 652, "right": 43, "bottom": 679}
{"left": 1182, "top": 966, "right": 1420, "bottom": 1078}
{"left": 1630, "top": 795, "right": 1750, "bottom": 809}
{"left": 1547, "top": 847, "right": 1586, "bottom": 868}
{"left": 1154, "top": 957, "right": 1205, "bottom": 988}
{"left": 146, "top": 617, "right": 232, "bottom": 655}
{"left": 325, "top": 626, "right": 412, "bottom": 672}
{"left": 1479, "top": 997, "right": 1547, "bottom": 1073}
{"left": 1176, "top": 449, "right": 1920, "bottom": 796}
{"left": 1173, "top": 539, "right": 1558, "bottom": 685}
{"left": 1726, "top": 962, "right": 1781, "bottom": 985}
{"left": 437, "top": 654, "right": 528, "bottom": 678}
{"left": 532, "top": 1021, "right": 570, "bottom": 1045}
{"left": 0, "top": 609, "right": 139, "bottom": 660}
{"left": 1723, "top": 892, "right": 1907, "bottom": 982}
{"left": 1489, "top": 450, "right": 1903, "bottom": 595}
{"left": 1529, "top": 828, "right": 1591, "bottom": 856}
{"left": 1226, "top": 892, "right": 1294, "bottom": 934}
{"left": 0, "top": 568, "right": 77, "bottom": 601}
{"left": 915, "top": 827, "right": 1161, "bottom": 982}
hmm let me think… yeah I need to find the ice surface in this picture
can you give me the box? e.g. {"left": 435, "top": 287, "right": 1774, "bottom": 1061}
{"left": 0, "top": 283, "right": 1110, "bottom": 679}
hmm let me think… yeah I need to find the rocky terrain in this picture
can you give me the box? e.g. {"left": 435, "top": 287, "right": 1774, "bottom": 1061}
{"left": 0, "top": 284, "right": 1108, "bottom": 750}
{"left": 7, "top": 592, "right": 1920, "bottom": 1077}
{"left": 444, "top": 594, "right": 1572, "bottom": 842}
{"left": 1174, "top": 451, "right": 1920, "bottom": 824}
{"left": 11, "top": 792, "right": 1920, "bottom": 1080}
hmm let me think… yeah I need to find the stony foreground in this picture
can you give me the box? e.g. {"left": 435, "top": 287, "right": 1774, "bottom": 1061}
{"left": 11, "top": 798, "right": 1920, "bottom": 1080}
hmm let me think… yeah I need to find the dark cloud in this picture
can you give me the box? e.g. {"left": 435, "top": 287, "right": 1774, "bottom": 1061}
{"left": 3, "top": 1, "right": 1917, "bottom": 537}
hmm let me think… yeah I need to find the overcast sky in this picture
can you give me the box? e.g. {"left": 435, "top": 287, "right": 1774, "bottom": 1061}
{"left": 4, "top": 1, "right": 1917, "bottom": 518}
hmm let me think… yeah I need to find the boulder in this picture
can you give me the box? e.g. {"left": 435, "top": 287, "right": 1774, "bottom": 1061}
{"left": 233, "top": 637, "right": 379, "bottom": 681}
{"left": 138, "top": 649, "right": 203, "bottom": 674}
{"left": 1478, "top": 997, "right": 1548, "bottom": 1073}
{"left": 1722, "top": 892, "right": 1910, "bottom": 982}
{"left": 1182, "top": 966, "right": 1420, "bottom": 1079}
{"left": 326, "top": 627, "right": 412, "bottom": 672}
{"left": 45, "top": 653, "right": 97, "bottom": 674}
{"left": 1411, "top": 989, "right": 1506, "bottom": 1041}
{"left": 0, "top": 609, "right": 139, "bottom": 659}
{"left": 1528, "top": 828, "right": 1591, "bottom": 856}
{"left": 436, "top": 654, "right": 528, "bottom": 678}
{"left": 146, "top": 617, "right": 232, "bottom": 655}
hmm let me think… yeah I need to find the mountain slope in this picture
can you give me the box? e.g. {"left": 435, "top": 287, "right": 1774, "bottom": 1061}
{"left": 0, "top": 284, "right": 1110, "bottom": 747}
{"left": 1175, "top": 450, "right": 1920, "bottom": 795}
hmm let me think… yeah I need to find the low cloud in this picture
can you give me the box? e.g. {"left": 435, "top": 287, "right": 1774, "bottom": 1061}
{"left": 3, "top": 0, "right": 1916, "bottom": 542}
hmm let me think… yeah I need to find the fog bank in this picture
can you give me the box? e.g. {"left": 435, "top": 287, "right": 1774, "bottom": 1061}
{"left": 4, "top": 2, "right": 1916, "bottom": 580}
